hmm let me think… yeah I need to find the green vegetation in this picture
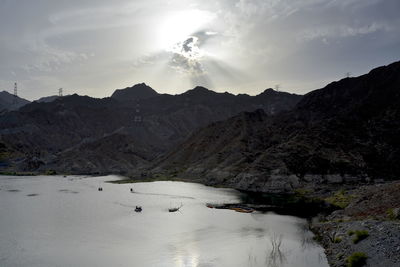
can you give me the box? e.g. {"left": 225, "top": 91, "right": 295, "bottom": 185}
{"left": 386, "top": 208, "right": 397, "bottom": 220}
{"left": 0, "top": 142, "right": 10, "bottom": 161}
{"left": 313, "top": 233, "right": 323, "bottom": 242}
{"left": 45, "top": 170, "right": 57, "bottom": 175}
{"left": 0, "top": 151, "right": 10, "bottom": 162}
{"left": 325, "top": 189, "right": 353, "bottom": 209}
{"left": 294, "top": 188, "right": 313, "bottom": 196}
{"left": 346, "top": 252, "right": 367, "bottom": 267}
{"left": 333, "top": 237, "right": 342, "bottom": 243}
{"left": 348, "top": 230, "right": 355, "bottom": 236}
{"left": 352, "top": 230, "right": 369, "bottom": 244}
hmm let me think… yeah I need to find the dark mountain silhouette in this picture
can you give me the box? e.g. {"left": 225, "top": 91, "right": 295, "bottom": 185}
{"left": 152, "top": 61, "right": 400, "bottom": 192}
{"left": 0, "top": 85, "right": 301, "bottom": 174}
{"left": 111, "top": 83, "right": 159, "bottom": 101}
{"left": 0, "top": 91, "right": 30, "bottom": 111}
{"left": 35, "top": 95, "right": 61, "bottom": 103}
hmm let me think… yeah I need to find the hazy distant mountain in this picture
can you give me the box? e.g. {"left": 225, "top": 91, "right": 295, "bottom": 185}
{"left": 152, "top": 61, "right": 400, "bottom": 192}
{"left": 0, "top": 85, "right": 301, "bottom": 174}
{"left": 0, "top": 91, "right": 30, "bottom": 111}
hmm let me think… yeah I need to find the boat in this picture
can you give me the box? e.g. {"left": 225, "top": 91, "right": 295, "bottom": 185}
{"left": 168, "top": 207, "right": 179, "bottom": 212}
{"left": 135, "top": 206, "right": 142, "bottom": 212}
{"left": 168, "top": 203, "right": 183, "bottom": 212}
{"left": 231, "top": 207, "right": 254, "bottom": 213}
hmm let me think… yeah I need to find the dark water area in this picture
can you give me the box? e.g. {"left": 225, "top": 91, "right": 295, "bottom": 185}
{"left": 238, "top": 190, "right": 336, "bottom": 218}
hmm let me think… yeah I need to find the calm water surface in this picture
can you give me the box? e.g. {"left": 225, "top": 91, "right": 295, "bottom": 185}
{"left": 0, "top": 175, "right": 328, "bottom": 267}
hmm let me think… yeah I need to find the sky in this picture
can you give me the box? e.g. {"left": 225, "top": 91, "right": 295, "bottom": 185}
{"left": 0, "top": 0, "right": 399, "bottom": 100}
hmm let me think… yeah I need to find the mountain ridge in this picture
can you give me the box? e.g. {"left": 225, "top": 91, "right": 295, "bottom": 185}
{"left": 149, "top": 61, "right": 400, "bottom": 192}
{"left": 0, "top": 84, "right": 301, "bottom": 175}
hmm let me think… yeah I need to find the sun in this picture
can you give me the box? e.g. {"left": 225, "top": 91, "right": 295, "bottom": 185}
{"left": 157, "top": 9, "right": 215, "bottom": 51}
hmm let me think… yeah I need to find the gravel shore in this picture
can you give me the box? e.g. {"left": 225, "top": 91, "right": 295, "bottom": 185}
{"left": 311, "top": 181, "right": 400, "bottom": 267}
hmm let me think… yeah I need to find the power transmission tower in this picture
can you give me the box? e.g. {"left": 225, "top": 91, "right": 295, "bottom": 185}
{"left": 58, "top": 88, "right": 63, "bottom": 97}
{"left": 345, "top": 72, "right": 351, "bottom": 78}
{"left": 13, "top": 82, "right": 18, "bottom": 105}
{"left": 274, "top": 84, "right": 280, "bottom": 92}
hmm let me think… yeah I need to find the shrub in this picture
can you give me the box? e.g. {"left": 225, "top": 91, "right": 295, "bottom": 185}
{"left": 313, "top": 233, "right": 323, "bottom": 242}
{"left": 352, "top": 230, "right": 369, "bottom": 244}
{"left": 386, "top": 208, "right": 399, "bottom": 220}
{"left": 45, "top": 170, "right": 57, "bottom": 175}
{"left": 346, "top": 252, "right": 367, "bottom": 267}
{"left": 294, "top": 188, "right": 312, "bottom": 196}
{"left": 325, "top": 189, "right": 353, "bottom": 209}
{"left": 347, "top": 230, "right": 355, "bottom": 236}
{"left": 333, "top": 237, "right": 342, "bottom": 243}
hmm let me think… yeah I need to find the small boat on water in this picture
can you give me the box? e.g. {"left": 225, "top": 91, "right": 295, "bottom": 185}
{"left": 169, "top": 203, "right": 183, "bottom": 212}
{"left": 168, "top": 207, "right": 179, "bottom": 212}
{"left": 205, "top": 203, "right": 254, "bottom": 213}
{"left": 231, "top": 207, "right": 254, "bottom": 213}
{"left": 135, "top": 206, "right": 142, "bottom": 212}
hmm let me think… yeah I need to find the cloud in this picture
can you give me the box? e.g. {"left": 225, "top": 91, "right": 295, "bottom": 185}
{"left": 1, "top": 0, "right": 399, "bottom": 99}
{"left": 297, "top": 22, "right": 392, "bottom": 42}
{"left": 45, "top": 3, "right": 144, "bottom": 37}
{"left": 169, "top": 53, "right": 204, "bottom": 76}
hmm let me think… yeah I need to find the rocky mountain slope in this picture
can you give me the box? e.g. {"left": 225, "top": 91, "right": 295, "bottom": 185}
{"left": 0, "top": 84, "right": 301, "bottom": 174}
{"left": 151, "top": 61, "right": 400, "bottom": 192}
{"left": 35, "top": 95, "right": 62, "bottom": 103}
{"left": 0, "top": 91, "right": 30, "bottom": 111}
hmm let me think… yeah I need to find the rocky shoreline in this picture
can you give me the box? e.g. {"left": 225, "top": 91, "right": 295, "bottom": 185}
{"left": 310, "top": 181, "right": 400, "bottom": 267}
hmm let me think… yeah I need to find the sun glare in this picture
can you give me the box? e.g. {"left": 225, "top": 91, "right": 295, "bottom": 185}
{"left": 157, "top": 9, "right": 215, "bottom": 51}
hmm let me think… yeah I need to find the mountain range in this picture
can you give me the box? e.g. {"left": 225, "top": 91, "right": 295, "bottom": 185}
{"left": 0, "top": 83, "right": 301, "bottom": 175}
{"left": 152, "top": 61, "right": 400, "bottom": 192}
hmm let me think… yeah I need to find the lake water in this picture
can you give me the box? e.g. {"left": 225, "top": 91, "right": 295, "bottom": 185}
{"left": 0, "top": 175, "right": 329, "bottom": 267}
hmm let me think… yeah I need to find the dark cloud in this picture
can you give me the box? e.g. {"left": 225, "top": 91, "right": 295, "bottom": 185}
{"left": 182, "top": 37, "right": 195, "bottom": 53}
